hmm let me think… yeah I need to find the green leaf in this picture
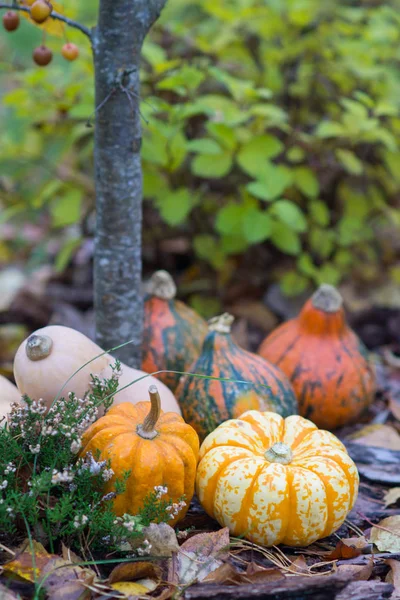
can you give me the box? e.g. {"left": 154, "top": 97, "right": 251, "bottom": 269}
{"left": 50, "top": 190, "right": 82, "bottom": 228}
{"left": 315, "top": 122, "right": 345, "bottom": 138}
{"left": 157, "top": 65, "right": 205, "bottom": 94}
{"left": 314, "top": 263, "right": 341, "bottom": 286}
{"left": 247, "top": 164, "right": 293, "bottom": 201}
{"left": 294, "top": 167, "right": 319, "bottom": 198}
{"left": 215, "top": 202, "right": 244, "bottom": 235}
{"left": 158, "top": 188, "right": 191, "bottom": 226}
{"left": 55, "top": 237, "right": 81, "bottom": 273}
{"left": 287, "top": 146, "right": 305, "bottom": 163}
{"left": 309, "top": 200, "right": 330, "bottom": 226}
{"left": 280, "top": 271, "right": 309, "bottom": 297}
{"left": 237, "top": 134, "right": 284, "bottom": 177}
{"left": 242, "top": 209, "right": 272, "bottom": 243}
{"left": 193, "top": 235, "right": 225, "bottom": 270}
{"left": 309, "top": 227, "right": 335, "bottom": 258}
{"left": 336, "top": 149, "right": 363, "bottom": 175}
{"left": 269, "top": 199, "right": 307, "bottom": 232}
{"left": 270, "top": 221, "right": 301, "bottom": 255}
{"left": 297, "top": 253, "right": 317, "bottom": 277}
{"left": 197, "top": 95, "right": 249, "bottom": 126}
{"left": 187, "top": 139, "right": 222, "bottom": 154}
{"left": 192, "top": 152, "right": 232, "bottom": 178}
{"left": 206, "top": 123, "right": 237, "bottom": 150}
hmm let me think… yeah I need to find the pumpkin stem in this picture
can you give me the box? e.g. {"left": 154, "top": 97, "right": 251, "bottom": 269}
{"left": 25, "top": 334, "right": 53, "bottom": 362}
{"left": 208, "top": 313, "right": 234, "bottom": 334}
{"left": 264, "top": 442, "right": 293, "bottom": 465}
{"left": 137, "top": 385, "right": 161, "bottom": 440}
{"left": 147, "top": 270, "right": 176, "bottom": 300}
{"left": 311, "top": 284, "right": 343, "bottom": 313}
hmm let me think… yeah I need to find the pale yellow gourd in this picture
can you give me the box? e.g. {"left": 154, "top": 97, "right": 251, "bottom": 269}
{"left": 0, "top": 375, "right": 21, "bottom": 424}
{"left": 13, "top": 325, "right": 181, "bottom": 414}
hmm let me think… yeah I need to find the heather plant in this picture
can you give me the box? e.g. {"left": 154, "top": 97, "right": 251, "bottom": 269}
{"left": 0, "top": 363, "right": 185, "bottom": 555}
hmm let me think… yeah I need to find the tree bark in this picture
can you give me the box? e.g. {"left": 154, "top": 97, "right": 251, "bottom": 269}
{"left": 92, "top": 0, "right": 167, "bottom": 366}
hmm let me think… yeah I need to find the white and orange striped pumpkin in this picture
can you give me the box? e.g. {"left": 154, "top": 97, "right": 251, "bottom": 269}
{"left": 196, "top": 411, "right": 359, "bottom": 547}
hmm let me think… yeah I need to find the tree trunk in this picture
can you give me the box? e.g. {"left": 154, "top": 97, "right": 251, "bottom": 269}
{"left": 92, "top": 0, "right": 167, "bottom": 367}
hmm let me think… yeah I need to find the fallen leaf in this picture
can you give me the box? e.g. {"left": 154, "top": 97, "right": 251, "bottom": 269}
{"left": 110, "top": 581, "right": 152, "bottom": 596}
{"left": 3, "top": 540, "right": 54, "bottom": 583}
{"left": 61, "top": 544, "right": 84, "bottom": 565}
{"left": 290, "top": 556, "right": 309, "bottom": 573}
{"left": 389, "top": 397, "right": 400, "bottom": 422}
{"left": 203, "top": 563, "right": 241, "bottom": 584}
{"left": 384, "top": 488, "right": 400, "bottom": 508}
{"left": 336, "top": 556, "right": 374, "bottom": 581}
{"left": 203, "top": 562, "right": 284, "bottom": 585}
{"left": 325, "top": 537, "right": 369, "bottom": 560}
{"left": 142, "top": 523, "right": 179, "bottom": 557}
{"left": 108, "top": 562, "right": 162, "bottom": 585}
{"left": 386, "top": 559, "right": 400, "bottom": 599}
{"left": 242, "top": 565, "right": 284, "bottom": 583}
{"left": 350, "top": 424, "right": 400, "bottom": 451}
{"left": 169, "top": 528, "right": 230, "bottom": 586}
{"left": 40, "top": 557, "right": 96, "bottom": 600}
{"left": 370, "top": 516, "right": 400, "bottom": 553}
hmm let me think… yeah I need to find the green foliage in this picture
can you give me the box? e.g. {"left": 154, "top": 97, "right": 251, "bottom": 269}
{"left": 1, "top": 0, "right": 400, "bottom": 295}
{"left": 0, "top": 363, "right": 184, "bottom": 553}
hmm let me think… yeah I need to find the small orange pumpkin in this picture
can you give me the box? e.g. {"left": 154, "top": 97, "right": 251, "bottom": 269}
{"left": 258, "top": 284, "right": 376, "bottom": 430}
{"left": 80, "top": 386, "right": 199, "bottom": 524}
{"left": 142, "top": 271, "right": 208, "bottom": 391}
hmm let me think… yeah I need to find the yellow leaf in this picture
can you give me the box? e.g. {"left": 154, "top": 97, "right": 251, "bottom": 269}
{"left": 371, "top": 516, "right": 400, "bottom": 553}
{"left": 349, "top": 424, "right": 400, "bottom": 451}
{"left": 110, "top": 581, "right": 151, "bottom": 596}
{"left": 3, "top": 540, "right": 54, "bottom": 583}
{"left": 19, "top": 1, "right": 65, "bottom": 37}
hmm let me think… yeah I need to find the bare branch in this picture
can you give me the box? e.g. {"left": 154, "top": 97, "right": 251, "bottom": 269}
{"left": 0, "top": 3, "right": 92, "bottom": 40}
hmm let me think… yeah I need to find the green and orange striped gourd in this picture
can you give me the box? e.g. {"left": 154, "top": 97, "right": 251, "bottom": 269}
{"left": 176, "top": 313, "right": 298, "bottom": 440}
{"left": 258, "top": 284, "right": 376, "bottom": 430}
{"left": 142, "top": 271, "right": 208, "bottom": 391}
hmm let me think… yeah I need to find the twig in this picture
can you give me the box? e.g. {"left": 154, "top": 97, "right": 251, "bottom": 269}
{"left": 0, "top": 541, "right": 15, "bottom": 556}
{"left": 357, "top": 511, "right": 400, "bottom": 538}
{"left": 0, "top": 3, "right": 92, "bottom": 40}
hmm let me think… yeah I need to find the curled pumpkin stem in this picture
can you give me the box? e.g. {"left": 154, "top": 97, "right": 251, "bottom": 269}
{"left": 26, "top": 334, "right": 53, "bottom": 362}
{"left": 311, "top": 284, "right": 343, "bottom": 313}
{"left": 208, "top": 313, "right": 234, "bottom": 334}
{"left": 147, "top": 270, "right": 176, "bottom": 300}
{"left": 137, "top": 385, "right": 161, "bottom": 440}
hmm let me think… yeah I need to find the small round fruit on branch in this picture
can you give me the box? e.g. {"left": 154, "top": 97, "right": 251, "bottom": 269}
{"left": 61, "top": 42, "right": 79, "bottom": 61}
{"left": 3, "top": 11, "right": 20, "bottom": 32}
{"left": 30, "top": 0, "right": 53, "bottom": 23}
{"left": 33, "top": 45, "right": 53, "bottom": 67}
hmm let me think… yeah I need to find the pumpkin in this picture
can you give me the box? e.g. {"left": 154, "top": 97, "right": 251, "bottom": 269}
{"left": 80, "top": 385, "right": 199, "bottom": 523}
{"left": 258, "top": 284, "right": 376, "bottom": 430}
{"left": 13, "top": 325, "right": 180, "bottom": 414}
{"left": 176, "top": 313, "right": 297, "bottom": 440}
{"left": 142, "top": 270, "right": 208, "bottom": 391}
{"left": 196, "top": 410, "right": 359, "bottom": 547}
{"left": 0, "top": 375, "right": 21, "bottom": 424}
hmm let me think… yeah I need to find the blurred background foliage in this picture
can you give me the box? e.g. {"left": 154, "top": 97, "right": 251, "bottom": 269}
{"left": 1, "top": 0, "right": 400, "bottom": 316}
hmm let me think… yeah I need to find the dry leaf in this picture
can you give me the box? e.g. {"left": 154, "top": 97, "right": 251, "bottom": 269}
{"left": 389, "top": 397, "right": 400, "bottom": 422}
{"left": 142, "top": 523, "right": 179, "bottom": 557}
{"left": 371, "top": 516, "right": 400, "bottom": 553}
{"left": 336, "top": 556, "right": 374, "bottom": 581}
{"left": 325, "top": 537, "right": 369, "bottom": 560}
{"left": 61, "top": 544, "right": 84, "bottom": 565}
{"left": 384, "top": 488, "right": 400, "bottom": 508}
{"left": 386, "top": 559, "right": 400, "bottom": 599}
{"left": 40, "top": 557, "right": 95, "bottom": 600}
{"left": 3, "top": 540, "right": 54, "bottom": 583}
{"left": 291, "top": 556, "right": 309, "bottom": 573}
{"left": 242, "top": 565, "right": 284, "bottom": 584}
{"left": 169, "top": 528, "right": 230, "bottom": 586}
{"left": 110, "top": 581, "right": 153, "bottom": 596}
{"left": 350, "top": 424, "right": 400, "bottom": 451}
{"left": 203, "top": 562, "right": 283, "bottom": 585}
{"left": 108, "top": 562, "right": 162, "bottom": 585}
{"left": 203, "top": 563, "right": 241, "bottom": 584}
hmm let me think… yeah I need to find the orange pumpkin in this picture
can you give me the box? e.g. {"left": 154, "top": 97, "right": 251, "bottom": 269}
{"left": 80, "top": 386, "right": 199, "bottom": 524}
{"left": 142, "top": 271, "right": 208, "bottom": 391}
{"left": 258, "top": 284, "right": 376, "bottom": 430}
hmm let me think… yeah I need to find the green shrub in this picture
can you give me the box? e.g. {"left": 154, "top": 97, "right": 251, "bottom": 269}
{"left": 1, "top": 0, "right": 400, "bottom": 298}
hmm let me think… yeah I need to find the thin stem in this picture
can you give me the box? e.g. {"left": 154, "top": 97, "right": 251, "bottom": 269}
{"left": 0, "top": 3, "right": 93, "bottom": 40}
{"left": 137, "top": 385, "right": 161, "bottom": 439}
